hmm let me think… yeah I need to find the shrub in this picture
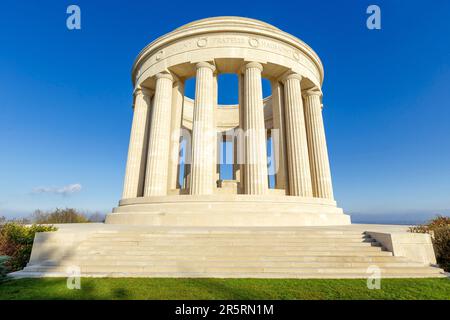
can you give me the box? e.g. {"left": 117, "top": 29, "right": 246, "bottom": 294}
{"left": 0, "top": 256, "right": 9, "bottom": 281}
{"left": 0, "top": 223, "right": 57, "bottom": 272}
{"left": 409, "top": 215, "right": 450, "bottom": 271}
{"left": 32, "top": 208, "right": 89, "bottom": 224}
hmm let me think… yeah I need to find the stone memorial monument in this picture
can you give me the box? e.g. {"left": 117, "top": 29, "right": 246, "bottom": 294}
{"left": 106, "top": 16, "right": 350, "bottom": 226}
{"left": 12, "top": 17, "right": 444, "bottom": 279}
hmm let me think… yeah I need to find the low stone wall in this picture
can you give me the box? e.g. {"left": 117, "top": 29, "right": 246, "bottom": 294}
{"left": 27, "top": 224, "right": 105, "bottom": 266}
{"left": 365, "top": 231, "right": 437, "bottom": 265}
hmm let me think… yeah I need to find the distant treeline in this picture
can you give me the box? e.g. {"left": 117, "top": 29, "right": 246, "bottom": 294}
{"left": 0, "top": 208, "right": 105, "bottom": 225}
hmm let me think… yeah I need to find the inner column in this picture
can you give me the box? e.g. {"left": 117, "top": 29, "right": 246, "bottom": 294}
{"left": 243, "top": 62, "right": 269, "bottom": 195}
{"left": 189, "top": 62, "right": 216, "bottom": 195}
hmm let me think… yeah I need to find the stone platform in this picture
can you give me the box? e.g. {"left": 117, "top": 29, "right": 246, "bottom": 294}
{"left": 10, "top": 224, "right": 445, "bottom": 279}
{"left": 106, "top": 195, "right": 350, "bottom": 226}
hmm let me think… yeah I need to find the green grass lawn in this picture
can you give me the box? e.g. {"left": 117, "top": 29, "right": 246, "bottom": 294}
{"left": 0, "top": 277, "right": 449, "bottom": 300}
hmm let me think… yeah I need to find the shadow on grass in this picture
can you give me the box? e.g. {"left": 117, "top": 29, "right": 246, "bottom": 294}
{"left": 112, "top": 287, "right": 131, "bottom": 299}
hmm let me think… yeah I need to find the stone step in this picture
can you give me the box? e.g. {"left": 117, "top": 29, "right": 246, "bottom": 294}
{"left": 92, "top": 230, "right": 368, "bottom": 234}
{"left": 78, "top": 245, "right": 386, "bottom": 253}
{"left": 84, "top": 237, "right": 374, "bottom": 243}
{"left": 93, "top": 228, "right": 365, "bottom": 236}
{"left": 40, "top": 238, "right": 378, "bottom": 247}
{"left": 81, "top": 239, "right": 377, "bottom": 246}
{"left": 59, "top": 255, "right": 406, "bottom": 263}
{"left": 85, "top": 238, "right": 373, "bottom": 243}
{"left": 78, "top": 242, "right": 380, "bottom": 249}
{"left": 95, "top": 230, "right": 367, "bottom": 235}
{"left": 77, "top": 242, "right": 381, "bottom": 252}
{"left": 77, "top": 251, "right": 389, "bottom": 259}
{"left": 40, "top": 259, "right": 427, "bottom": 268}
{"left": 23, "top": 265, "right": 443, "bottom": 275}
{"left": 91, "top": 232, "right": 368, "bottom": 239}
{"left": 13, "top": 270, "right": 446, "bottom": 279}
{"left": 72, "top": 250, "right": 393, "bottom": 257}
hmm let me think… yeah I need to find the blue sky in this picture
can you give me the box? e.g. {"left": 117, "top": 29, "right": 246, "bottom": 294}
{"left": 0, "top": 1, "right": 449, "bottom": 219}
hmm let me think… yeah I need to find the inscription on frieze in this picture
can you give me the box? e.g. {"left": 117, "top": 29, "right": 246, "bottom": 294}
{"left": 197, "top": 38, "right": 207, "bottom": 47}
{"left": 249, "top": 38, "right": 259, "bottom": 47}
{"left": 139, "top": 33, "right": 320, "bottom": 82}
{"left": 155, "top": 50, "right": 164, "bottom": 61}
{"left": 210, "top": 37, "right": 246, "bottom": 45}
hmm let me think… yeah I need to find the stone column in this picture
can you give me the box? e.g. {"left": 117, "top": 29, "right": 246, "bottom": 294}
{"left": 303, "top": 89, "right": 334, "bottom": 199}
{"left": 270, "top": 80, "right": 288, "bottom": 190}
{"left": 168, "top": 80, "right": 184, "bottom": 190}
{"left": 122, "top": 87, "right": 152, "bottom": 199}
{"left": 243, "top": 62, "right": 268, "bottom": 194}
{"left": 237, "top": 72, "right": 245, "bottom": 190}
{"left": 212, "top": 74, "right": 220, "bottom": 186}
{"left": 143, "top": 72, "right": 173, "bottom": 196}
{"left": 282, "top": 74, "right": 313, "bottom": 197}
{"left": 189, "top": 62, "right": 216, "bottom": 195}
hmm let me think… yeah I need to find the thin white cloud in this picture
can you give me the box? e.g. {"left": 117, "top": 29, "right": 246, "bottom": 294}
{"left": 32, "top": 183, "right": 82, "bottom": 196}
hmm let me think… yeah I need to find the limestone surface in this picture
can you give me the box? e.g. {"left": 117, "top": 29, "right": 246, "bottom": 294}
{"left": 114, "top": 16, "right": 350, "bottom": 226}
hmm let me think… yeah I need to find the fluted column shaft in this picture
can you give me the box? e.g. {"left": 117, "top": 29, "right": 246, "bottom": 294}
{"left": 190, "top": 62, "right": 216, "bottom": 195}
{"left": 243, "top": 62, "right": 268, "bottom": 194}
{"left": 122, "top": 87, "right": 152, "bottom": 199}
{"left": 283, "top": 74, "right": 313, "bottom": 197}
{"left": 143, "top": 73, "right": 173, "bottom": 196}
{"left": 304, "top": 90, "right": 334, "bottom": 199}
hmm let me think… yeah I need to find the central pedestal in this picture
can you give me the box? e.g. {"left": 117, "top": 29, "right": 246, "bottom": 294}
{"left": 105, "top": 195, "right": 351, "bottom": 226}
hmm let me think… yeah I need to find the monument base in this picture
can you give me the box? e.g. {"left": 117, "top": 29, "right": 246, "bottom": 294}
{"left": 105, "top": 195, "right": 351, "bottom": 226}
{"left": 10, "top": 224, "right": 444, "bottom": 279}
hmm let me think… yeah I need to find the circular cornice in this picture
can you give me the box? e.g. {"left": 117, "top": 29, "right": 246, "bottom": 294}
{"left": 175, "top": 16, "right": 281, "bottom": 32}
{"left": 131, "top": 16, "right": 324, "bottom": 85}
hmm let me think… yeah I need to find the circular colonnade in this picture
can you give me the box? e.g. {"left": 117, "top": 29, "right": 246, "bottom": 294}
{"left": 106, "top": 17, "right": 350, "bottom": 226}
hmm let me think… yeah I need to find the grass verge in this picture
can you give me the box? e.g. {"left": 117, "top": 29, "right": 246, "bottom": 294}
{"left": 0, "top": 277, "right": 449, "bottom": 300}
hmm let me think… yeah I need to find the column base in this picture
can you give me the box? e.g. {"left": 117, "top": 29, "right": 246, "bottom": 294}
{"left": 106, "top": 195, "right": 351, "bottom": 227}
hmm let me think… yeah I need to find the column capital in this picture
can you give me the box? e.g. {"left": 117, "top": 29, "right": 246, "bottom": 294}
{"left": 195, "top": 61, "right": 216, "bottom": 72}
{"left": 242, "top": 62, "right": 263, "bottom": 72}
{"left": 281, "top": 73, "right": 302, "bottom": 84}
{"left": 302, "top": 88, "right": 323, "bottom": 98}
{"left": 133, "top": 86, "right": 153, "bottom": 98}
{"left": 155, "top": 72, "right": 174, "bottom": 81}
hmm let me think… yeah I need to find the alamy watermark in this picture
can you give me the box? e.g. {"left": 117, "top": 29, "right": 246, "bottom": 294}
{"left": 366, "top": 265, "right": 381, "bottom": 289}
{"left": 366, "top": 5, "right": 381, "bottom": 30}
{"left": 172, "top": 127, "right": 281, "bottom": 173}
{"left": 66, "top": 265, "right": 81, "bottom": 290}
{"left": 66, "top": 5, "right": 81, "bottom": 30}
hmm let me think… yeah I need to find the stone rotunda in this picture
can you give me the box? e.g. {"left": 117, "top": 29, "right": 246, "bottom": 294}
{"left": 106, "top": 16, "right": 350, "bottom": 226}
{"left": 12, "top": 17, "right": 443, "bottom": 279}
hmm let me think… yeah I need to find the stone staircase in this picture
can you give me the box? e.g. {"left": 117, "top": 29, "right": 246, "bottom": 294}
{"left": 17, "top": 227, "right": 445, "bottom": 278}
